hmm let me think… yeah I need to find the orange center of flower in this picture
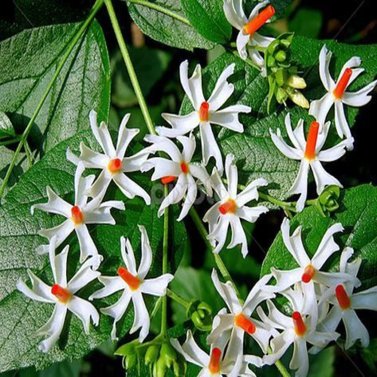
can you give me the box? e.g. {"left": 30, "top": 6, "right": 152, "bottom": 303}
{"left": 218, "top": 199, "right": 237, "bottom": 215}
{"left": 51, "top": 284, "right": 72, "bottom": 304}
{"left": 243, "top": 5, "right": 276, "bottom": 35}
{"left": 335, "top": 284, "right": 351, "bottom": 310}
{"left": 71, "top": 205, "right": 84, "bottom": 225}
{"left": 208, "top": 347, "right": 222, "bottom": 374}
{"left": 161, "top": 176, "right": 177, "bottom": 184}
{"left": 333, "top": 68, "right": 352, "bottom": 99}
{"left": 292, "top": 311, "right": 307, "bottom": 336}
{"left": 234, "top": 313, "right": 256, "bottom": 334}
{"left": 301, "top": 264, "right": 316, "bottom": 283}
{"left": 180, "top": 161, "right": 189, "bottom": 174}
{"left": 117, "top": 266, "right": 141, "bottom": 290}
{"left": 304, "top": 121, "right": 320, "bottom": 161}
{"left": 108, "top": 158, "right": 123, "bottom": 173}
{"left": 199, "top": 101, "right": 210, "bottom": 122}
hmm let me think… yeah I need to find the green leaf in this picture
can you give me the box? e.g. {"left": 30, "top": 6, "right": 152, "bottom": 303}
{"left": 261, "top": 184, "right": 377, "bottom": 288}
{"left": 0, "top": 21, "right": 110, "bottom": 155}
{"left": 181, "top": 0, "right": 231, "bottom": 43}
{"left": 0, "top": 130, "right": 188, "bottom": 372}
{"left": 289, "top": 8, "right": 323, "bottom": 38}
{"left": 0, "top": 112, "right": 15, "bottom": 139}
{"left": 126, "top": 0, "right": 215, "bottom": 51}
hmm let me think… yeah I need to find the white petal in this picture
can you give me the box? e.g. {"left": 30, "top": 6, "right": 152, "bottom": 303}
{"left": 121, "top": 236, "right": 137, "bottom": 275}
{"left": 343, "top": 309, "right": 369, "bottom": 349}
{"left": 75, "top": 225, "right": 101, "bottom": 263}
{"left": 200, "top": 122, "right": 223, "bottom": 172}
{"left": 171, "top": 330, "right": 209, "bottom": 367}
{"left": 290, "top": 339, "right": 309, "bottom": 377}
{"left": 122, "top": 150, "right": 150, "bottom": 173}
{"left": 243, "top": 274, "right": 275, "bottom": 314}
{"left": 334, "top": 100, "right": 351, "bottom": 139}
{"left": 116, "top": 114, "right": 136, "bottom": 157}
{"left": 177, "top": 134, "right": 196, "bottom": 162}
{"left": 311, "top": 223, "right": 343, "bottom": 269}
{"left": 269, "top": 128, "right": 302, "bottom": 160}
{"left": 78, "top": 143, "right": 108, "bottom": 168}
{"left": 208, "top": 64, "right": 236, "bottom": 111}
{"left": 74, "top": 163, "right": 95, "bottom": 207}
{"left": 317, "top": 141, "right": 348, "bottom": 162}
{"left": 89, "top": 110, "right": 116, "bottom": 157}
{"left": 318, "top": 45, "right": 335, "bottom": 91}
{"left": 177, "top": 174, "right": 197, "bottom": 221}
{"left": 159, "top": 111, "right": 199, "bottom": 137}
{"left": 138, "top": 225, "right": 152, "bottom": 279}
{"left": 38, "top": 220, "right": 74, "bottom": 251}
{"left": 84, "top": 208, "right": 117, "bottom": 225}
{"left": 284, "top": 114, "right": 305, "bottom": 150}
{"left": 225, "top": 154, "right": 238, "bottom": 198}
{"left": 309, "top": 94, "right": 334, "bottom": 126}
{"left": 67, "top": 296, "right": 99, "bottom": 334}
{"left": 113, "top": 173, "right": 151, "bottom": 204}
{"left": 248, "top": 0, "right": 270, "bottom": 20}
{"left": 37, "top": 304, "right": 67, "bottom": 353}
{"left": 89, "top": 276, "right": 124, "bottom": 300}
{"left": 66, "top": 147, "right": 80, "bottom": 166}
{"left": 310, "top": 160, "right": 342, "bottom": 195}
{"left": 236, "top": 178, "right": 268, "bottom": 207}
{"left": 207, "top": 311, "right": 234, "bottom": 344}
{"left": 130, "top": 292, "right": 150, "bottom": 342}
{"left": 257, "top": 299, "right": 291, "bottom": 330}
{"left": 252, "top": 320, "right": 272, "bottom": 353}
{"left": 50, "top": 242, "right": 69, "bottom": 287}
{"left": 236, "top": 30, "right": 250, "bottom": 60}
{"left": 101, "top": 290, "right": 131, "bottom": 320}
{"left": 317, "top": 306, "right": 342, "bottom": 334}
{"left": 314, "top": 270, "right": 356, "bottom": 288}
{"left": 31, "top": 186, "right": 71, "bottom": 218}
{"left": 210, "top": 105, "right": 250, "bottom": 132}
{"left": 342, "top": 80, "right": 377, "bottom": 106}
{"left": 228, "top": 216, "right": 248, "bottom": 257}
{"left": 338, "top": 56, "right": 362, "bottom": 85}
{"left": 17, "top": 270, "right": 54, "bottom": 303}
{"left": 68, "top": 258, "right": 101, "bottom": 293}
{"left": 237, "top": 205, "right": 268, "bottom": 223}
{"left": 210, "top": 216, "right": 231, "bottom": 254}
{"left": 210, "top": 169, "right": 228, "bottom": 200}
{"left": 289, "top": 160, "right": 310, "bottom": 212}
{"left": 351, "top": 287, "right": 377, "bottom": 311}
{"left": 189, "top": 164, "right": 212, "bottom": 195}
{"left": 269, "top": 267, "right": 302, "bottom": 292}
{"left": 158, "top": 174, "right": 187, "bottom": 216}
{"left": 223, "top": 0, "right": 247, "bottom": 30}
{"left": 141, "top": 274, "right": 174, "bottom": 296}
{"left": 203, "top": 202, "right": 221, "bottom": 234}
{"left": 226, "top": 327, "right": 245, "bottom": 362}
{"left": 179, "top": 60, "right": 205, "bottom": 109}
{"left": 252, "top": 32, "right": 274, "bottom": 48}
{"left": 142, "top": 157, "right": 181, "bottom": 180}
{"left": 89, "top": 169, "right": 112, "bottom": 199}
{"left": 144, "top": 134, "right": 182, "bottom": 162}
{"left": 263, "top": 330, "right": 295, "bottom": 365}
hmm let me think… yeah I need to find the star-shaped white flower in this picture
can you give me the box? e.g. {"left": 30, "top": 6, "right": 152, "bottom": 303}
{"left": 156, "top": 61, "right": 251, "bottom": 173}
{"left": 31, "top": 163, "right": 124, "bottom": 266}
{"left": 270, "top": 113, "right": 352, "bottom": 212}
{"left": 89, "top": 226, "right": 173, "bottom": 341}
{"left": 142, "top": 134, "right": 212, "bottom": 221}
{"left": 316, "top": 247, "right": 377, "bottom": 350}
{"left": 171, "top": 330, "right": 262, "bottom": 377}
{"left": 268, "top": 218, "right": 358, "bottom": 324}
{"left": 203, "top": 154, "right": 268, "bottom": 256}
{"left": 223, "top": 0, "right": 275, "bottom": 71}
{"left": 67, "top": 110, "right": 151, "bottom": 204}
{"left": 207, "top": 270, "right": 275, "bottom": 361}
{"left": 309, "top": 45, "right": 377, "bottom": 143}
{"left": 16, "top": 237, "right": 100, "bottom": 353}
{"left": 259, "top": 287, "right": 339, "bottom": 377}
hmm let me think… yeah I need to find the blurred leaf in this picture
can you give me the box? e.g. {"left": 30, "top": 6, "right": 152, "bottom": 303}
{"left": 261, "top": 184, "right": 377, "bottom": 288}
{"left": 0, "top": 130, "right": 188, "bottom": 372}
{"left": 126, "top": 0, "right": 215, "bottom": 51}
{"left": 181, "top": 0, "right": 231, "bottom": 43}
{"left": 289, "top": 8, "right": 322, "bottom": 38}
{"left": 308, "top": 347, "right": 335, "bottom": 377}
{"left": 361, "top": 338, "right": 377, "bottom": 372}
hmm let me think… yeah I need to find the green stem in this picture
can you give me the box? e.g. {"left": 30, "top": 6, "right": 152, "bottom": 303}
{"left": 105, "top": 0, "right": 155, "bottom": 135}
{"left": 259, "top": 192, "right": 297, "bottom": 212}
{"left": 166, "top": 288, "right": 190, "bottom": 309}
{"left": 268, "top": 347, "right": 291, "bottom": 377}
{"left": 128, "top": 0, "right": 190, "bottom": 25}
{"left": 0, "top": 0, "right": 104, "bottom": 199}
{"left": 160, "top": 184, "right": 169, "bottom": 336}
{"left": 189, "top": 207, "right": 239, "bottom": 296}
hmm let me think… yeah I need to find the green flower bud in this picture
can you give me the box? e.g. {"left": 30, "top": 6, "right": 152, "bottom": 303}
{"left": 267, "top": 55, "right": 276, "bottom": 67}
{"left": 145, "top": 344, "right": 160, "bottom": 365}
{"left": 275, "top": 69, "right": 287, "bottom": 87}
{"left": 154, "top": 356, "right": 167, "bottom": 377}
{"left": 160, "top": 343, "right": 177, "bottom": 368}
{"left": 276, "top": 87, "right": 288, "bottom": 104}
{"left": 115, "top": 339, "right": 139, "bottom": 356}
{"left": 124, "top": 353, "right": 137, "bottom": 370}
{"left": 275, "top": 49, "right": 287, "bottom": 63}
{"left": 287, "top": 89, "right": 309, "bottom": 108}
{"left": 287, "top": 75, "right": 307, "bottom": 89}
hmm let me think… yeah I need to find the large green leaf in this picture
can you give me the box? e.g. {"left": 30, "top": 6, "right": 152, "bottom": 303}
{"left": 126, "top": 0, "right": 215, "bottom": 51}
{"left": 261, "top": 184, "right": 377, "bottom": 288}
{"left": 0, "top": 130, "right": 188, "bottom": 372}
{"left": 0, "top": 20, "right": 110, "bottom": 163}
{"left": 181, "top": 0, "right": 231, "bottom": 44}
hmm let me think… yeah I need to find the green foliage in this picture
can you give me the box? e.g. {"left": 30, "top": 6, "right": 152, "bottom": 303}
{"left": 126, "top": 0, "right": 215, "bottom": 51}
{"left": 289, "top": 8, "right": 323, "bottom": 38}
{"left": 261, "top": 184, "right": 377, "bottom": 287}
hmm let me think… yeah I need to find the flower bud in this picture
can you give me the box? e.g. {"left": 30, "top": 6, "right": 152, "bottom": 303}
{"left": 276, "top": 87, "right": 288, "bottom": 104}
{"left": 317, "top": 185, "right": 341, "bottom": 216}
{"left": 123, "top": 353, "right": 137, "bottom": 370}
{"left": 160, "top": 342, "right": 177, "bottom": 368}
{"left": 287, "top": 89, "right": 309, "bottom": 108}
{"left": 153, "top": 356, "right": 167, "bottom": 377}
{"left": 145, "top": 344, "right": 160, "bottom": 365}
{"left": 287, "top": 75, "right": 307, "bottom": 89}
{"left": 275, "top": 50, "right": 287, "bottom": 63}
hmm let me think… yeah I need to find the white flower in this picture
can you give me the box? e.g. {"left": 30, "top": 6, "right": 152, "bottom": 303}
{"left": 223, "top": 0, "right": 275, "bottom": 71}
{"left": 270, "top": 113, "right": 352, "bottom": 212}
{"left": 309, "top": 45, "right": 377, "bottom": 143}
{"left": 67, "top": 110, "right": 151, "bottom": 204}
{"left": 16, "top": 237, "right": 100, "bottom": 353}
{"left": 259, "top": 287, "right": 339, "bottom": 377}
{"left": 203, "top": 154, "right": 268, "bottom": 257}
{"left": 157, "top": 61, "right": 251, "bottom": 173}
{"left": 171, "top": 330, "right": 262, "bottom": 377}
{"left": 31, "top": 163, "right": 124, "bottom": 266}
{"left": 142, "top": 134, "right": 212, "bottom": 221}
{"left": 89, "top": 225, "right": 173, "bottom": 341}
{"left": 267, "top": 218, "right": 358, "bottom": 324}
{"left": 207, "top": 270, "right": 275, "bottom": 360}
{"left": 316, "top": 247, "right": 377, "bottom": 350}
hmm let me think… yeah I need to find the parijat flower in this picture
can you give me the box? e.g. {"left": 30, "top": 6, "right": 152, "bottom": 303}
{"left": 16, "top": 237, "right": 100, "bottom": 353}
{"left": 203, "top": 154, "right": 268, "bottom": 256}
{"left": 270, "top": 113, "right": 352, "bottom": 212}
{"left": 259, "top": 287, "right": 339, "bottom": 377}
{"left": 142, "top": 134, "right": 212, "bottom": 221}
{"left": 207, "top": 270, "right": 274, "bottom": 359}
{"left": 157, "top": 61, "right": 251, "bottom": 173}
{"left": 89, "top": 226, "right": 173, "bottom": 341}
{"left": 309, "top": 45, "right": 377, "bottom": 143}
{"left": 67, "top": 110, "right": 151, "bottom": 204}
{"left": 31, "top": 163, "right": 124, "bottom": 266}
{"left": 316, "top": 247, "right": 377, "bottom": 350}
{"left": 223, "top": 0, "right": 275, "bottom": 71}
{"left": 171, "top": 330, "right": 262, "bottom": 377}
{"left": 268, "top": 218, "right": 358, "bottom": 323}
